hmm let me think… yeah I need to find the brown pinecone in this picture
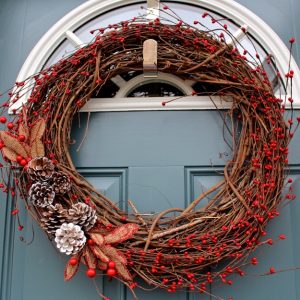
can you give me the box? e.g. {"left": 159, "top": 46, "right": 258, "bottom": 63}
{"left": 51, "top": 171, "right": 71, "bottom": 194}
{"left": 67, "top": 203, "right": 97, "bottom": 232}
{"left": 27, "top": 157, "right": 54, "bottom": 181}
{"left": 28, "top": 182, "right": 55, "bottom": 207}
{"left": 40, "top": 204, "right": 68, "bottom": 236}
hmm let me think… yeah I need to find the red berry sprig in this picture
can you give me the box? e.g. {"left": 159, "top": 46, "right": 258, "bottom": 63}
{"left": 107, "top": 261, "right": 117, "bottom": 278}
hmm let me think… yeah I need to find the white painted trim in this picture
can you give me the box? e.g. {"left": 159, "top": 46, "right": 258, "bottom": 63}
{"left": 11, "top": 0, "right": 300, "bottom": 113}
{"left": 227, "top": 25, "right": 248, "bottom": 46}
{"left": 65, "top": 31, "right": 84, "bottom": 47}
{"left": 110, "top": 75, "right": 127, "bottom": 88}
{"left": 81, "top": 96, "right": 232, "bottom": 112}
{"left": 146, "top": 0, "right": 160, "bottom": 20}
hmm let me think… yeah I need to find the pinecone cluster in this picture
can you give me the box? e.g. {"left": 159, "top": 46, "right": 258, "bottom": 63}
{"left": 41, "top": 202, "right": 97, "bottom": 236}
{"left": 26, "top": 157, "right": 97, "bottom": 256}
{"left": 27, "top": 157, "right": 71, "bottom": 207}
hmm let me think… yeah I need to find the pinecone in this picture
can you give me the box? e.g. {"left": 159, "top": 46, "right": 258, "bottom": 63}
{"left": 67, "top": 203, "right": 97, "bottom": 232}
{"left": 27, "top": 157, "right": 54, "bottom": 181}
{"left": 40, "top": 204, "right": 68, "bottom": 236}
{"left": 55, "top": 222, "right": 86, "bottom": 255}
{"left": 51, "top": 171, "right": 71, "bottom": 194}
{"left": 28, "top": 182, "right": 55, "bottom": 207}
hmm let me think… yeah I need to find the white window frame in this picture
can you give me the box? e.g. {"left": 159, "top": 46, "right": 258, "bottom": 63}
{"left": 11, "top": 0, "right": 300, "bottom": 112}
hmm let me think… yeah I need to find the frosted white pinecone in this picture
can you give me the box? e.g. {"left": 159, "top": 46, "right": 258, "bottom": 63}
{"left": 54, "top": 223, "right": 86, "bottom": 255}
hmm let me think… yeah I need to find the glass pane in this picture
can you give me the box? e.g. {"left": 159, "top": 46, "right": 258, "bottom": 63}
{"left": 44, "top": 39, "right": 75, "bottom": 67}
{"left": 127, "top": 82, "right": 184, "bottom": 97}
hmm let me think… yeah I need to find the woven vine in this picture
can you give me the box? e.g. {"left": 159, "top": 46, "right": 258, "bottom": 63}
{"left": 0, "top": 8, "right": 298, "bottom": 299}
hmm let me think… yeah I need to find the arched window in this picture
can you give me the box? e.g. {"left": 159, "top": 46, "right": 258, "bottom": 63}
{"left": 10, "top": 0, "right": 300, "bottom": 112}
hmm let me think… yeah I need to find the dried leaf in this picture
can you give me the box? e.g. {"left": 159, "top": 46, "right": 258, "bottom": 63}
{"left": 64, "top": 253, "right": 81, "bottom": 281}
{"left": 18, "top": 123, "right": 29, "bottom": 140}
{"left": 104, "top": 223, "right": 139, "bottom": 244}
{"left": 30, "top": 139, "right": 45, "bottom": 158}
{"left": 90, "top": 245, "right": 110, "bottom": 263}
{"left": 23, "top": 144, "right": 31, "bottom": 156}
{"left": 21, "top": 104, "right": 28, "bottom": 126}
{"left": 90, "top": 233, "right": 104, "bottom": 246}
{"left": 29, "top": 119, "right": 46, "bottom": 143}
{"left": 84, "top": 246, "right": 97, "bottom": 269}
{"left": 115, "top": 262, "right": 133, "bottom": 282}
{"left": 0, "top": 131, "right": 27, "bottom": 157}
{"left": 2, "top": 147, "right": 17, "bottom": 161}
{"left": 101, "top": 245, "right": 127, "bottom": 265}
{"left": 98, "top": 260, "right": 108, "bottom": 271}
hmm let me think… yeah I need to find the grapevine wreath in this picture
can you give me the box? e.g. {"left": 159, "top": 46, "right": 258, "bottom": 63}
{"left": 0, "top": 7, "right": 298, "bottom": 299}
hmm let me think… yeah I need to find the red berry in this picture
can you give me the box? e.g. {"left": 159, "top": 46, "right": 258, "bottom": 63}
{"left": 87, "top": 239, "right": 94, "bottom": 246}
{"left": 107, "top": 268, "right": 117, "bottom": 277}
{"left": 18, "top": 135, "right": 26, "bottom": 142}
{"left": 279, "top": 234, "right": 286, "bottom": 240}
{"left": 86, "top": 268, "right": 96, "bottom": 278}
{"left": 269, "top": 267, "right": 276, "bottom": 274}
{"left": 108, "top": 261, "right": 116, "bottom": 268}
{"left": 16, "top": 155, "right": 23, "bottom": 162}
{"left": 289, "top": 37, "right": 295, "bottom": 44}
{"left": 69, "top": 258, "right": 78, "bottom": 266}
{"left": 0, "top": 116, "right": 7, "bottom": 123}
{"left": 7, "top": 122, "right": 14, "bottom": 129}
{"left": 20, "top": 159, "right": 27, "bottom": 166}
{"left": 11, "top": 209, "right": 19, "bottom": 215}
{"left": 18, "top": 225, "right": 24, "bottom": 231}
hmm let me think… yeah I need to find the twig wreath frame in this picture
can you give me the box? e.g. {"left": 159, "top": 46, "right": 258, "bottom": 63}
{"left": 0, "top": 7, "right": 298, "bottom": 299}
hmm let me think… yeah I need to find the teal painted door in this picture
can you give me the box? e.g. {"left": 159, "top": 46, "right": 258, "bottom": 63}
{"left": 0, "top": 0, "right": 300, "bottom": 299}
{"left": 1, "top": 110, "right": 299, "bottom": 300}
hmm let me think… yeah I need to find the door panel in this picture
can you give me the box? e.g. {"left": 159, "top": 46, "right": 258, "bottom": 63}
{"left": 70, "top": 111, "right": 232, "bottom": 168}
{"left": 1, "top": 110, "right": 299, "bottom": 300}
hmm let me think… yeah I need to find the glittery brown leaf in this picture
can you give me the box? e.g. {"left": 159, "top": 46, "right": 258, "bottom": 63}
{"left": 90, "top": 232, "right": 104, "bottom": 246}
{"left": 90, "top": 245, "right": 109, "bottom": 263}
{"left": 29, "top": 119, "right": 46, "bottom": 144}
{"left": 101, "top": 245, "right": 127, "bottom": 265}
{"left": 18, "top": 123, "right": 29, "bottom": 140}
{"left": 0, "top": 131, "right": 27, "bottom": 157}
{"left": 30, "top": 139, "right": 45, "bottom": 158}
{"left": 23, "top": 143, "right": 31, "bottom": 156}
{"left": 64, "top": 253, "right": 81, "bottom": 281}
{"left": 21, "top": 104, "right": 28, "bottom": 126}
{"left": 104, "top": 223, "right": 139, "bottom": 244}
{"left": 84, "top": 246, "right": 97, "bottom": 269}
{"left": 115, "top": 261, "right": 133, "bottom": 282}
{"left": 2, "top": 147, "right": 17, "bottom": 161}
